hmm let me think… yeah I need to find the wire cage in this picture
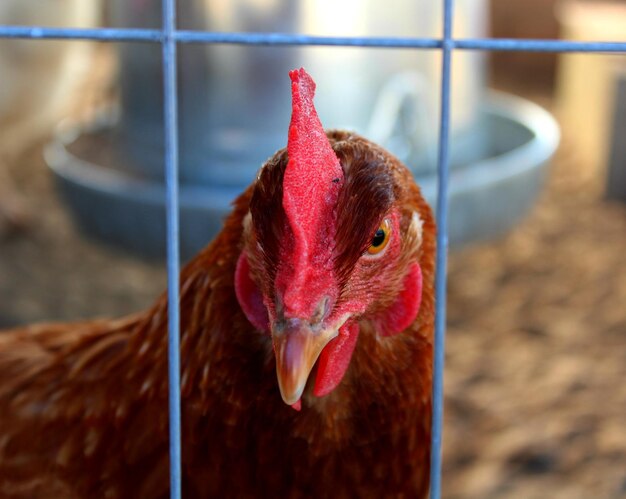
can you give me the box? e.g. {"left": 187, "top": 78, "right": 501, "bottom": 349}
{"left": 1, "top": 0, "right": 625, "bottom": 497}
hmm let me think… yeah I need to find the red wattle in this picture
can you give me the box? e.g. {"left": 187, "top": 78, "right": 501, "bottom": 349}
{"left": 313, "top": 322, "right": 359, "bottom": 398}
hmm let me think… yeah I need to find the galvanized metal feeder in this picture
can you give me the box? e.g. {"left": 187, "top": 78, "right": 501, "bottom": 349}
{"left": 46, "top": 0, "right": 559, "bottom": 258}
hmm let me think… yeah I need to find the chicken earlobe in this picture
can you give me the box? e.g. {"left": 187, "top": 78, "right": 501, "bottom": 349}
{"left": 374, "top": 262, "right": 424, "bottom": 337}
{"left": 234, "top": 251, "right": 269, "bottom": 333}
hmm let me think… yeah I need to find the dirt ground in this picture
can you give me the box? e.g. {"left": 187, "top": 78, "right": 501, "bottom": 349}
{"left": 442, "top": 140, "right": 626, "bottom": 498}
{"left": 1, "top": 92, "right": 625, "bottom": 498}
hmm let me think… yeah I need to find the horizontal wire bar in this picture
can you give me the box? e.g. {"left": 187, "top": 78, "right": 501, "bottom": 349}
{"left": 1, "top": 25, "right": 625, "bottom": 53}
{"left": 0, "top": 25, "right": 162, "bottom": 42}
{"left": 456, "top": 38, "right": 626, "bottom": 53}
{"left": 174, "top": 32, "right": 626, "bottom": 53}
{"left": 173, "top": 30, "right": 442, "bottom": 48}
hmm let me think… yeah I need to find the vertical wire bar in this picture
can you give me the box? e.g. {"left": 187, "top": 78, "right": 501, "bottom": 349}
{"left": 430, "top": 0, "right": 454, "bottom": 497}
{"left": 161, "top": 0, "right": 182, "bottom": 497}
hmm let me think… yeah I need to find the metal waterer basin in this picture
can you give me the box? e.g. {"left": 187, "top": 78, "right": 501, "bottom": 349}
{"left": 45, "top": 90, "right": 559, "bottom": 259}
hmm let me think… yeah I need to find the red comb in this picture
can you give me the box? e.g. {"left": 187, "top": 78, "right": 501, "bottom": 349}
{"left": 283, "top": 68, "right": 343, "bottom": 230}
{"left": 279, "top": 68, "right": 344, "bottom": 317}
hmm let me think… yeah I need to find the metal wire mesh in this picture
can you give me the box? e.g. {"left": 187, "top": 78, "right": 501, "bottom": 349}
{"left": 1, "top": 0, "right": 625, "bottom": 497}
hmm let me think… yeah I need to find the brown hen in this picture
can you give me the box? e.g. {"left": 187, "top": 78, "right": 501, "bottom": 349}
{"left": 0, "top": 68, "right": 436, "bottom": 498}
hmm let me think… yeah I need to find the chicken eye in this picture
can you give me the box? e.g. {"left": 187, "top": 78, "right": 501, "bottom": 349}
{"left": 367, "top": 219, "right": 391, "bottom": 255}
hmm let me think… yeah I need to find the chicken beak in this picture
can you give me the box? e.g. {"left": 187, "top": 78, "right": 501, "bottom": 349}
{"left": 272, "top": 319, "right": 338, "bottom": 405}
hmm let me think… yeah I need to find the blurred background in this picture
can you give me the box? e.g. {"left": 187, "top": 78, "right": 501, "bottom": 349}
{"left": 0, "top": 0, "right": 624, "bottom": 497}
